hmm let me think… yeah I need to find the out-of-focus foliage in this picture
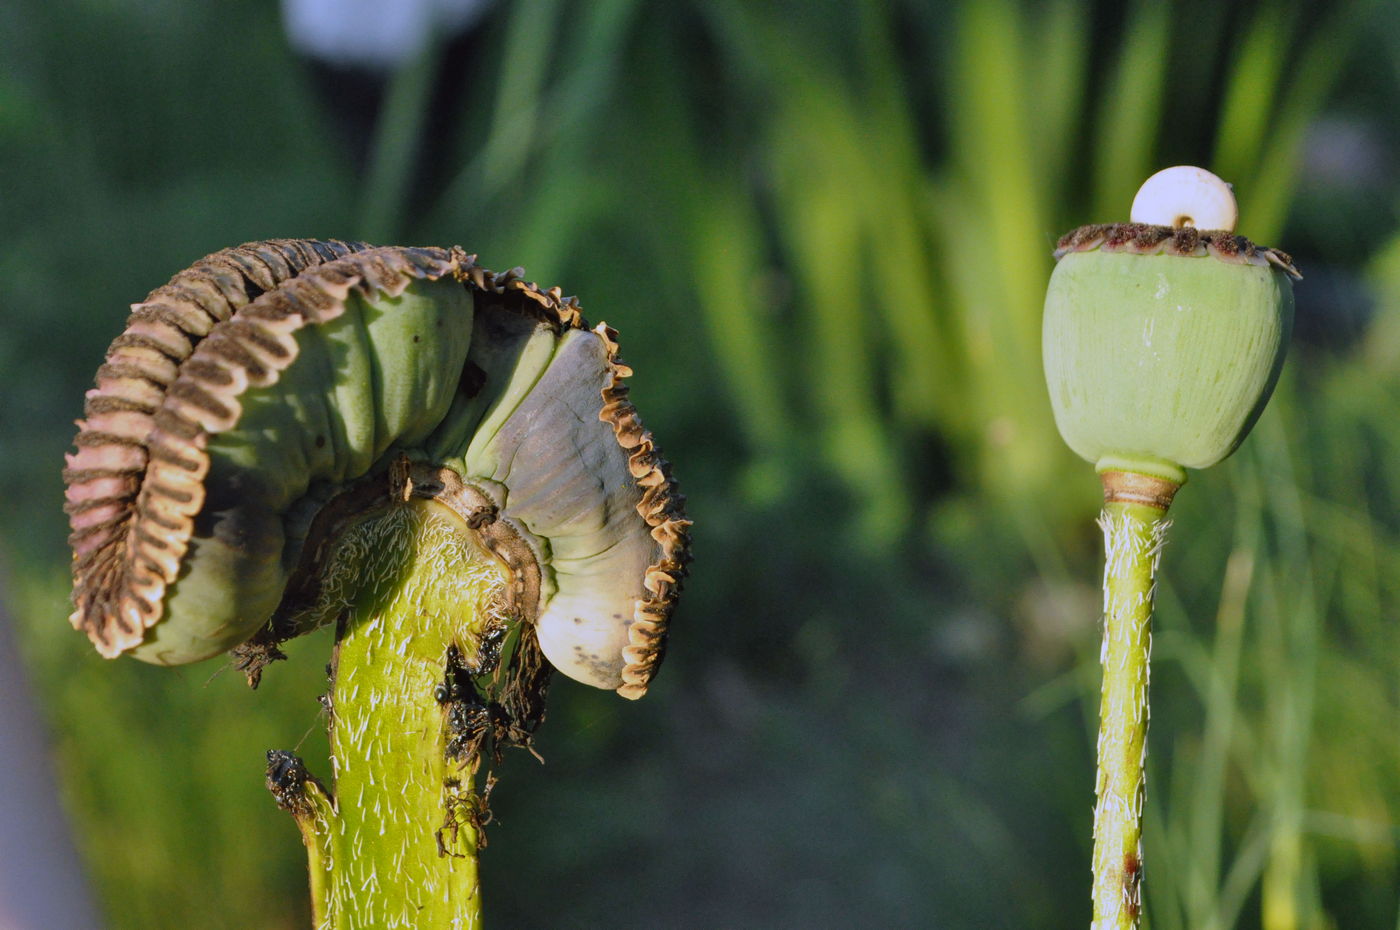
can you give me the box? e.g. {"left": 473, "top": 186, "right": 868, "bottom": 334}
{"left": 3, "top": 0, "right": 1400, "bottom": 927}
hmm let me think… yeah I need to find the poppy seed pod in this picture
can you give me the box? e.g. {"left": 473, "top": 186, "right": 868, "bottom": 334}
{"left": 1043, "top": 167, "right": 1299, "bottom": 488}
{"left": 64, "top": 240, "right": 689, "bottom": 698}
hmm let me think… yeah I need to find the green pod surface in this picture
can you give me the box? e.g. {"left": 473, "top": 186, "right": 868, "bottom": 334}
{"left": 1043, "top": 226, "right": 1297, "bottom": 481}
{"left": 65, "top": 241, "right": 689, "bottom": 698}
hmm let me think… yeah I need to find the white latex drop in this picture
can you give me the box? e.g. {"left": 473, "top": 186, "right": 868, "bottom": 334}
{"left": 1130, "top": 166, "right": 1238, "bottom": 232}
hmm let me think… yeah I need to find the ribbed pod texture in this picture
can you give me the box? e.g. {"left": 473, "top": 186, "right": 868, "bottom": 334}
{"left": 1043, "top": 249, "right": 1293, "bottom": 476}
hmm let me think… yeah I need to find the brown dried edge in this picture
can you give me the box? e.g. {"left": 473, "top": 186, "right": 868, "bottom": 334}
{"left": 1053, "top": 223, "right": 1302, "bottom": 280}
{"left": 66, "top": 240, "right": 372, "bottom": 655}
{"left": 591, "top": 326, "right": 691, "bottom": 699}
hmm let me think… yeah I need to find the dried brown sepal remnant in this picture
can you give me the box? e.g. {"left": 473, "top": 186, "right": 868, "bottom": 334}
{"left": 439, "top": 623, "right": 552, "bottom": 766}
{"left": 1053, "top": 222, "right": 1301, "bottom": 280}
{"left": 233, "top": 640, "right": 288, "bottom": 690}
{"left": 64, "top": 243, "right": 461, "bottom": 657}
{"left": 491, "top": 627, "right": 552, "bottom": 753}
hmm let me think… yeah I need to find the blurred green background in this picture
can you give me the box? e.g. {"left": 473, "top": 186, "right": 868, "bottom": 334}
{"left": 4, "top": 0, "right": 1400, "bottom": 926}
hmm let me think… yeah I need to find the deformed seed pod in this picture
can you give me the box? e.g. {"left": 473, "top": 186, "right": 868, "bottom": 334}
{"left": 1043, "top": 168, "right": 1299, "bottom": 485}
{"left": 64, "top": 240, "right": 689, "bottom": 698}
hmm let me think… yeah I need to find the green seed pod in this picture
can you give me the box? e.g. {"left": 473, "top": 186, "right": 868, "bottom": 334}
{"left": 1042, "top": 167, "right": 1299, "bottom": 486}
{"left": 65, "top": 241, "right": 689, "bottom": 698}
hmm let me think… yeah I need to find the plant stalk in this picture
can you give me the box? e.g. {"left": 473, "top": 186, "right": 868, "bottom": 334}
{"left": 271, "top": 500, "right": 506, "bottom": 930}
{"left": 1092, "top": 474, "right": 1174, "bottom": 930}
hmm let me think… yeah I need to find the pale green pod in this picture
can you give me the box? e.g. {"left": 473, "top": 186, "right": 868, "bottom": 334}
{"left": 65, "top": 241, "right": 689, "bottom": 698}
{"left": 1043, "top": 225, "right": 1298, "bottom": 483}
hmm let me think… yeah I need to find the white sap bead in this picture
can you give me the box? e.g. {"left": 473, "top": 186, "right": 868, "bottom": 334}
{"left": 1129, "top": 166, "right": 1238, "bottom": 232}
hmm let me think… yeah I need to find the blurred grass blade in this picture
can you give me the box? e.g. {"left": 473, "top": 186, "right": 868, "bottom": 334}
{"left": 1089, "top": 0, "right": 1171, "bottom": 222}
{"left": 770, "top": 96, "right": 912, "bottom": 540}
{"left": 852, "top": 2, "right": 960, "bottom": 430}
{"left": 691, "top": 184, "right": 800, "bottom": 481}
{"left": 944, "top": 0, "right": 1064, "bottom": 506}
{"left": 1027, "top": 0, "right": 1089, "bottom": 204}
{"left": 1248, "top": 414, "right": 1325, "bottom": 930}
{"left": 1210, "top": 5, "right": 1295, "bottom": 185}
{"left": 358, "top": 37, "right": 443, "bottom": 243}
{"left": 1239, "top": 1, "right": 1377, "bottom": 241}
{"left": 478, "top": 0, "right": 562, "bottom": 194}
{"left": 1186, "top": 540, "right": 1257, "bottom": 927}
{"left": 432, "top": 0, "right": 637, "bottom": 242}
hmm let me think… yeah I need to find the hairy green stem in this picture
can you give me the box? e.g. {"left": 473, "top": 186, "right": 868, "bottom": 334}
{"left": 274, "top": 500, "right": 506, "bottom": 929}
{"left": 1092, "top": 499, "right": 1170, "bottom": 930}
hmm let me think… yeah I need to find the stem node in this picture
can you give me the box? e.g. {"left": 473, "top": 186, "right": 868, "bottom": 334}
{"left": 1100, "top": 470, "right": 1181, "bottom": 513}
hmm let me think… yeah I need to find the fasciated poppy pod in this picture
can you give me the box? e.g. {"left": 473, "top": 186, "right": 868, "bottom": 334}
{"left": 64, "top": 240, "right": 689, "bottom": 698}
{"left": 1042, "top": 167, "right": 1300, "bottom": 487}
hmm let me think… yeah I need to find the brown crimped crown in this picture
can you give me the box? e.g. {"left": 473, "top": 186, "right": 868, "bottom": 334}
{"left": 1053, "top": 223, "right": 1302, "bottom": 280}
